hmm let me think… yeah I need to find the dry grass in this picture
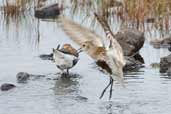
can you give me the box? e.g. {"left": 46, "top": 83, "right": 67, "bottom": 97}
{"left": 1, "top": 0, "right": 171, "bottom": 33}
{"left": 60, "top": 0, "right": 171, "bottom": 32}
{"left": 1, "top": 0, "right": 34, "bottom": 17}
{"left": 2, "top": 5, "right": 21, "bottom": 16}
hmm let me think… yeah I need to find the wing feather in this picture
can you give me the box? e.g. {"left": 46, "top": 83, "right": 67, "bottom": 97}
{"left": 60, "top": 17, "right": 103, "bottom": 47}
{"left": 94, "top": 13, "right": 126, "bottom": 67}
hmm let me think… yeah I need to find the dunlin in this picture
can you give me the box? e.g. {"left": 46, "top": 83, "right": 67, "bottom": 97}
{"left": 80, "top": 33, "right": 126, "bottom": 99}
{"left": 61, "top": 17, "right": 126, "bottom": 99}
{"left": 53, "top": 44, "right": 81, "bottom": 74}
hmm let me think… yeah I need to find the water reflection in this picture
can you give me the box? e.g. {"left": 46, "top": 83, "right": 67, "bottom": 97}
{"left": 0, "top": 0, "right": 50, "bottom": 50}
{"left": 160, "top": 73, "right": 171, "bottom": 79}
{"left": 0, "top": 13, "right": 40, "bottom": 49}
{"left": 99, "top": 101, "right": 128, "bottom": 114}
{"left": 53, "top": 73, "right": 81, "bottom": 96}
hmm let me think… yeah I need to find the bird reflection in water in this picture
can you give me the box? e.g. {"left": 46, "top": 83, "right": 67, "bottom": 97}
{"left": 53, "top": 73, "right": 81, "bottom": 96}
{"left": 99, "top": 101, "right": 128, "bottom": 114}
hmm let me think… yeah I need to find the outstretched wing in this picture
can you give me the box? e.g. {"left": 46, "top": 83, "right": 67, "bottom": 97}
{"left": 94, "top": 13, "right": 126, "bottom": 67}
{"left": 60, "top": 16, "right": 103, "bottom": 47}
{"left": 94, "top": 13, "right": 136, "bottom": 56}
{"left": 107, "top": 32, "right": 126, "bottom": 67}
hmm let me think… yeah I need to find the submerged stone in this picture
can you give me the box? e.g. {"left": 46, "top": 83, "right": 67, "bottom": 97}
{"left": 75, "top": 96, "right": 88, "bottom": 101}
{"left": 16, "top": 72, "right": 45, "bottom": 83}
{"left": 1, "top": 83, "right": 16, "bottom": 91}
{"left": 39, "top": 53, "right": 53, "bottom": 61}
{"left": 16, "top": 72, "right": 30, "bottom": 83}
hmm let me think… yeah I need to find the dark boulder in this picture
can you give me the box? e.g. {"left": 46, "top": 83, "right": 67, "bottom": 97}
{"left": 16, "top": 72, "right": 30, "bottom": 83}
{"left": 114, "top": 29, "right": 145, "bottom": 56}
{"left": 115, "top": 30, "right": 145, "bottom": 69}
{"left": 1, "top": 83, "right": 16, "bottom": 91}
{"left": 35, "top": 3, "right": 61, "bottom": 19}
{"left": 160, "top": 54, "right": 171, "bottom": 73}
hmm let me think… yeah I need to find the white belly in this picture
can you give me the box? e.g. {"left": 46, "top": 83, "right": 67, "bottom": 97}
{"left": 53, "top": 50, "right": 78, "bottom": 70}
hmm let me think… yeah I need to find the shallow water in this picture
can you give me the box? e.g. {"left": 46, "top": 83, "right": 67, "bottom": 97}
{"left": 0, "top": 1, "right": 171, "bottom": 114}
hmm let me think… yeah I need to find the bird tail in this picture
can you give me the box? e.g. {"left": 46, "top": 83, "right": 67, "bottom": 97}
{"left": 111, "top": 64, "right": 125, "bottom": 87}
{"left": 111, "top": 69, "right": 125, "bottom": 88}
{"left": 95, "top": 12, "right": 126, "bottom": 66}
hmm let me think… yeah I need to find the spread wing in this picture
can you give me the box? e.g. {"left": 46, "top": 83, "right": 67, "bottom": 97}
{"left": 107, "top": 33, "right": 126, "bottom": 67}
{"left": 94, "top": 13, "right": 135, "bottom": 56}
{"left": 60, "top": 16, "right": 103, "bottom": 47}
{"left": 94, "top": 13, "right": 126, "bottom": 67}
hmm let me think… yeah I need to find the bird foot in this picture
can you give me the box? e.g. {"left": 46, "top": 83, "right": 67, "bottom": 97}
{"left": 61, "top": 72, "right": 70, "bottom": 78}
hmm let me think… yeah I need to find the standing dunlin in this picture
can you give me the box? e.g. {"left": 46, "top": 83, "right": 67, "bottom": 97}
{"left": 53, "top": 44, "right": 81, "bottom": 74}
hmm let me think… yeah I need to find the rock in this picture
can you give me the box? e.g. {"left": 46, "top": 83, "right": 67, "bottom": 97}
{"left": 115, "top": 30, "right": 145, "bottom": 69}
{"left": 39, "top": 53, "right": 53, "bottom": 61}
{"left": 16, "top": 72, "right": 30, "bottom": 83}
{"left": 160, "top": 54, "right": 171, "bottom": 73}
{"left": 133, "top": 53, "right": 144, "bottom": 64}
{"left": 75, "top": 96, "right": 88, "bottom": 101}
{"left": 114, "top": 29, "right": 145, "bottom": 56}
{"left": 124, "top": 57, "right": 144, "bottom": 71}
{"left": 35, "top": 3, "right": 61, "bottom": 19}
{"left": 16, "top": 72, "right": 46, "bottom": 83}
{"left": 150, "top": 36, "right": 171, "bottom": 48}
{"left": 1, "top": 83, "right": 16, "bottom": 91}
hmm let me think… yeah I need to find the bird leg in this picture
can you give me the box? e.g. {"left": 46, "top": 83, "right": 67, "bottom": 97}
{"left": 66, "top": 69, "right": 69, "bottom": 75}
{"left": 99, "top": 77, "right": 112, "bottom": 99}
{"left": 109, "top": 78, "right": 113, "bottom": 100}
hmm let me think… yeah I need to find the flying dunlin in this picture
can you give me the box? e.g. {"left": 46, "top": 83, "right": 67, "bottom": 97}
{"left": 80, "top": 32, "right": 126, "bottom": 99}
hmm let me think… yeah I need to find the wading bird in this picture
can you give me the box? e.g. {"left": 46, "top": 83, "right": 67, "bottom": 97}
{"left": 60, "top": 16, "right": 126, "bottom": 99}
{"left": 53, "top": 44, "right": 81, "bottom": 74}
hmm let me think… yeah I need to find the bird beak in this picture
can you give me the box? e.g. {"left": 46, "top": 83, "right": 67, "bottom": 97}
{"left": 56, "top": 44, "right": 60, "bottom": 50}
{"left": 77, "top": 48, "right": 83, "bottom": 53}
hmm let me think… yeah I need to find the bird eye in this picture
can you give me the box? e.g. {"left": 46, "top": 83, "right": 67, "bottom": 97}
{"left": 82, "top": 44, "right": 86, "bottom": 47}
